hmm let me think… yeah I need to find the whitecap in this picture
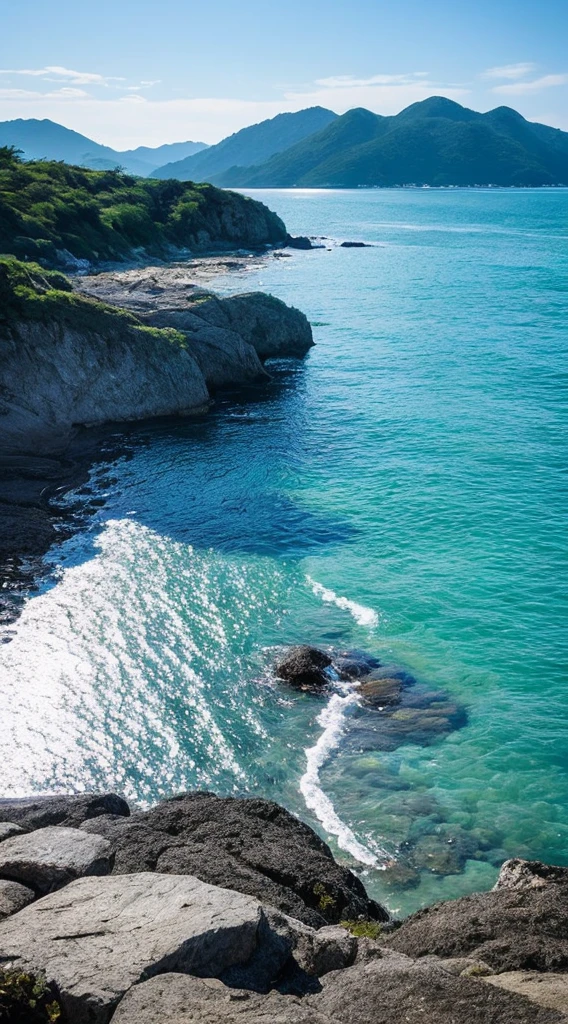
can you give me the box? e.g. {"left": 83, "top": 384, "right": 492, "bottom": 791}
{"left": 299, "top": 685, "right": 387, "bottom": 868}
{"left": 307, "top": 576, "right": 378, "bottom": 628}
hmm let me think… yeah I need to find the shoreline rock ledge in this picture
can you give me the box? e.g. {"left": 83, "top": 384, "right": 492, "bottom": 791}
{"left": 0, "top": 792, "right": 567, "bottom": 1023}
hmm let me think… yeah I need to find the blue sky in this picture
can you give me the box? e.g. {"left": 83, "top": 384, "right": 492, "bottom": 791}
{"left": 1, "top": 0, "right": 567, "bottom": 148}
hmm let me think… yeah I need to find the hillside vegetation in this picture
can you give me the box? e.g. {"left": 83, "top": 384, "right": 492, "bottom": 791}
{"left": 210, "top": 97, "right": 568, "bottom": 188}
{"left": 0, "top": 148, "right": 286, "bottom": 266}
{"left": 150, "top": 106, "right": 337, "bottom": 182}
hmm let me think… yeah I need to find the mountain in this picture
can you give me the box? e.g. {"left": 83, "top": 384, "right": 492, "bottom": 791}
{"left": 210, "top": 97, "right": 568, "bottom": 188}
{"left": 150, "top": 106, "right": 337, "bottom": 181}
{"left": 0, "top": 119, "right": 208, "bottom": 176}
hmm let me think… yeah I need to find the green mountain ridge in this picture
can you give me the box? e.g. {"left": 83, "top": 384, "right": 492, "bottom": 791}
{"left": 209, "top": 97, "right": 568, "bottom": 188}
{"left": 0, "top": 119, "right": 208, "bottom": 177}
{"left": 150, "top": 107, "right": 338, "bottom": 182}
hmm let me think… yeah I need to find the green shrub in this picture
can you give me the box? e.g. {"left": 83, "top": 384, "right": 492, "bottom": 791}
{"left": 313, "top": 882, "right": 337, "bottom": 913}
{"left": 0, "top": 967, "right": 61, "bottom": 1022}
{"left": 340, "top": 919, "right": 383, "bottom": 940}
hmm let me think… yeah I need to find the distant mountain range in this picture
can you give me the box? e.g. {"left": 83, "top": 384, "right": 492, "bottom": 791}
{"left": 150, "top": 107, "right": 337, "bottom": 182}
{"left": 0, "top": 119, "right": 208, "bottom": 176}
{"left": 206, "top": 98, "right": 568, "bottom": 188}
{"left": 2, "top": 98, "right": 567, "bottom": 187}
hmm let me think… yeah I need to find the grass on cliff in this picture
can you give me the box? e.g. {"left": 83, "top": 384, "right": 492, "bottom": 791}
{"left": 0, "top": 255, "right": 187, "bottom": 348}
{"left": 0, "top": 146, "right": 282, "bottom": 265}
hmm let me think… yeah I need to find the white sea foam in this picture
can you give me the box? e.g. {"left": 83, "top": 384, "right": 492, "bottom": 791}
{"left": 299, "top": 685, "right": 386, "bottom": 868}
{"left": 307, "top": 576, "right": 378, "bottom": 628}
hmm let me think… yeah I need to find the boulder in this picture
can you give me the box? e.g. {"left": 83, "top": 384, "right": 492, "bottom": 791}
{"left": 0, "top": 825, "right": 113, "bottom": 893}
{"left": 285, "top": 235, "right": 314, "bottom": 250}
{"left": 80, "top": 792, "right": 388, "bottom": 928}
{"left": 274, "top": 646, "right": 332, "bottom": 691}
{"left": 0, "top": 879, "right": 35, "bottom": 920}
{"left": 0, "top": 823, "right": 24, "bottom": 842}
{"left": 0, "top": 873, "right": 288, "bottom": 1024}
{"left": 388, "top": 858, "right": 568, "bottom": 972}
{"left": 495, "top": 858, "right": 568, "bottom": 892}
{"left": 340, "top": 241, "right": 371, "bottom": 247}
{"left": 0, "top": 792, "right": 130, "bottom": 831}
{"left": 111, "top": 955, "right": 567, "bottom": 1024}
{"left": 483, "top": 971, "right": 568, "bottom": 1015}
{"left": 111, "top": 974, "right": 329, "bottom": 1024}
{"left": 312, "top": 952, "right": 564, "bottom": 1023}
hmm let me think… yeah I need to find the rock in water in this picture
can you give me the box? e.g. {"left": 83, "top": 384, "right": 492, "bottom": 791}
{"left": 0, "top": 792, "right": 130, "bottom": 831}
{"left": 274, "top": 646, "right": 332, "bottom": 690}
{"left": 80, "top": 792, "right": 388, "bottom": 928}
{"left": 285, "top": 235, "right": 314, "bottom": 249}
{"left": 0, "top": 826, "right": 113, "bottom": 892}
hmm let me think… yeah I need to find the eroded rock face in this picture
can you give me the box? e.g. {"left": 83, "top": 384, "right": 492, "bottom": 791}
{"left": 79, "top": 792, "right": 388, "bottom": 928}
{"left": 483, "top": 971, "right": 568, "bottom": 1015}
{"left": 0, "top": 823, "right": 24, "bottom": 842}
{"left": 0, "top": 792, "right": 130, "bottom": 831}
{"left": 388, "top": 860, "right": 568, "bottom": 972}
{"left": 274, "top": 646, "right": 332, "bottom": 691}
{"left": 0, "top": 873, "right": 272, "bottom": 1024}
{"left": 0, "top": 826, "right": 113, "bottom": 893}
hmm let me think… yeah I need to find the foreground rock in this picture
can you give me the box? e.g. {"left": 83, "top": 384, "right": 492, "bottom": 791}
{"left": 483, "top": 971, "right": 568, "bottom": 1015}
{"left": 0, "top": 826, "right": 113, "bottom": 892}
{"left": 0, "top": 872, "right": 353, "bottom": 1024}
{"left": 80, "top": 792, "right": 388, "bottom": 928}
{"left": 111, "top": 953, "right": 563, "bottom": 1024}
{"left": 0, "top": 792, "right": 130, "bottom": 830}
{"left": 388, "top": 857, "right": 568, "bottom": 972}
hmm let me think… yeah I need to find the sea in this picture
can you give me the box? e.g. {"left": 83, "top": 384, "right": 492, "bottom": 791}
{"left": 1, "top": 187, "right": 567, "bottom": 916}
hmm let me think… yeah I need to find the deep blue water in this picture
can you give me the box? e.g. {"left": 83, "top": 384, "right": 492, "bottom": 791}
{"left": 2, "top": 188, "right": 568, "bottom": 915}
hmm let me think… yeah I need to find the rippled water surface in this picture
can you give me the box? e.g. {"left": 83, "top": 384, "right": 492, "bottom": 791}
{"left": 2, "top": 189, "right": 568, "bottom": 914}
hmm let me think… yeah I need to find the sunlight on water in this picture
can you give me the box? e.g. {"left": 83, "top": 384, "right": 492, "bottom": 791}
{"left": 2, "top": 188, "right": 568, "bottom": 915}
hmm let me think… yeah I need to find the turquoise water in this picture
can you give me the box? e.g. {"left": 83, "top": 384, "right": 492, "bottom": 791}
{"left": 2, "top": 189, "right": 568, "bottom": 915}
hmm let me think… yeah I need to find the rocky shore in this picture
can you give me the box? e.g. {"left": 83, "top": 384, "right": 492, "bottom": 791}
{"left": 0, "top": 255, "right": 313, "bottom": 626}
{"left": 0, "top": 791, "right": 566, "bottom": 1023}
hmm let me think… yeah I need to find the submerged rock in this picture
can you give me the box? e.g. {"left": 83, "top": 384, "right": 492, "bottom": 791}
{"left": 331, "top": 649, "right": 381, "bottom": 680}
{"left": 79, "top": 792, "right": 389, "bottom": 928}
{"left": 274, "top": 646, "right": 332, "bottom": 691}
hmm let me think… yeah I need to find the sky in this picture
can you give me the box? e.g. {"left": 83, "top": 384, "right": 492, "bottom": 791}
{"left": 1, "top": 0, "right": 568, "bottom": 149}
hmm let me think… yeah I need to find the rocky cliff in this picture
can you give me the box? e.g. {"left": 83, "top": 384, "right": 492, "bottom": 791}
{"left": 0, "top": 258, "right": 313, "bottom": 457}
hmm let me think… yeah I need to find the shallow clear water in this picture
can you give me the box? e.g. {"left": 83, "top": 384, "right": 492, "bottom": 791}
{"left": 2, "top": 189, "right": 568, "bottom": 915}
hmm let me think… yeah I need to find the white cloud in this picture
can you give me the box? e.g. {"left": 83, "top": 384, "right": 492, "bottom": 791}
{"left": 315, "top": 72, "right": 429, "bottom": 88}
{"left": 492, "top": 74, "right": 568, "bottom": 96}
{"left": 482, "top": 62, "right": 537, "bottom": 80}
{"left": 0, "top": 66, "right": 124, "bottom": 86}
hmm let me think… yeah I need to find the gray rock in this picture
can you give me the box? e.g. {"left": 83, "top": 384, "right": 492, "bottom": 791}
{"left": 483, "top": 971, "right": 568, "bottom": 1015}
{"left": 0, "top": 825, "right": 113, "bottom": 892}
{"left": 0, "top": 792, "right": 130, "bottom": 831}
{"left": 111, "top": 973, "right": 330, "bottom": 1024}
{"left": 495, "top": 858, "right": 568, "bottom": 892}
{"left": 388, "top": 858, "right": 568, "bottom": 972}
{"left": 0, "top": 873, "right": 292, "bottom": 1024}
{"left": 0, "top": 879, "right": 35, "bottom": 919}
{"left": 110, "top": 956, "right": 567, "bottom": 1024}
{"left": 331, "top": 648, "right": 381, "bottom": 680}
{"left": 0, "top": 823, "right": 24, "bottom": 842}
{"left": 80, "top": 792, "right": 388, "bottom": 928}
{"left": 274, "top": 646, "right": 332, "bottom": 690}
{"left": 312, "top": 952, "right": 564, "bottom": 1023}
